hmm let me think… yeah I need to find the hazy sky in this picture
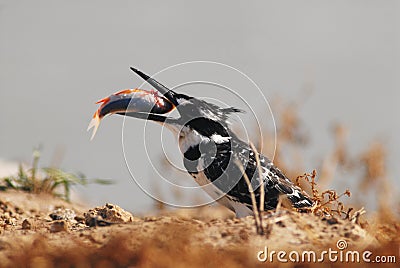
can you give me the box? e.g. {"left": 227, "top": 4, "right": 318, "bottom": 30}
{"left": 0, "top": 1, "right": 399, "bottom": 213}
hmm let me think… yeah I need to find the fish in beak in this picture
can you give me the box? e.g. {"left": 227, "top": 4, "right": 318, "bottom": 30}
{"left": 87, "top": 88, "right": 174, "bottom": 140}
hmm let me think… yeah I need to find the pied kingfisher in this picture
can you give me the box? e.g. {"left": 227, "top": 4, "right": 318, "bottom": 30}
{"left": 90, "top": 67, "right": 314, "bottom": 218}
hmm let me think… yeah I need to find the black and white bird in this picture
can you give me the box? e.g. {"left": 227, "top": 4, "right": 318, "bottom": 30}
{"left": 88, "top": 67, "right": 314, "bottom": 218}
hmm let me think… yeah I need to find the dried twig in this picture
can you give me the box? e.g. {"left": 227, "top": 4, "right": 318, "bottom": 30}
{"left": 350, "top": 207, "right": 366, "bottom": 224}
{"left": 295, "top": 170, "right": 354, "bottom": 218}
{"left": 235, "top": 159, "right": 264, "bottom": 235}
{"left": 249, "top": 142, "right": 266, "bottom": 235}
{"left": 249, "top": 142, "right": 264, "bottom": 213}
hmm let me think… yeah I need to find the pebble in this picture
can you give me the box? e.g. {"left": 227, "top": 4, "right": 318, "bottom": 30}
{"left": 84, "top": 203, "right": 135, "bottom": 227}
{"left": 49, "top": 208, "right": 76, "bottom": 221}
{"left": 50, "top": 220, "right": 69, "bottom": 233}
{"left": 22, "top": 219, "right": 32, "bottom": 230}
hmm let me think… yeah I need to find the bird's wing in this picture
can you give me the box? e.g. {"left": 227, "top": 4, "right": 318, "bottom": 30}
{"left": 232, "top": 140, "right": 314, "bottom": 209}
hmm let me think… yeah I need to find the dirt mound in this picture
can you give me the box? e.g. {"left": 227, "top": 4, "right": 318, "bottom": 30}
{"left": 0, "top": 191, "right": 398, "bottom": 267}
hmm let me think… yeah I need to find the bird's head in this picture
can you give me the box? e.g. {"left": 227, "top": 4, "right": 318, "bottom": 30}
{"left": 88, "top": 67, "right": 242, "bottom": 141}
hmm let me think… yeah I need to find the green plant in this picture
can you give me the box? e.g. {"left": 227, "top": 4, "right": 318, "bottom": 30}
{"left": 0, "top": 148, "right": 112, "bottom": 201}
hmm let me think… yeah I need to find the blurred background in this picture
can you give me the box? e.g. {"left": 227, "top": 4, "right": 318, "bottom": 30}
{"left": 0, "top": 0, "right": 399, "bottom": 213}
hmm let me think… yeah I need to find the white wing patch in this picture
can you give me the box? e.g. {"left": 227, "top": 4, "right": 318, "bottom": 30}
{"left": 211, "top": 134, "right": 231, "bottom": 144}
{"left": 288, "top": 189, "right": 301, "bottom": 198}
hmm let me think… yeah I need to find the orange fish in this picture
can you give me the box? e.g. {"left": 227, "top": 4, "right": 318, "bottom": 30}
{"left": 87, "top": 89, "right": 174, "bottom": 140}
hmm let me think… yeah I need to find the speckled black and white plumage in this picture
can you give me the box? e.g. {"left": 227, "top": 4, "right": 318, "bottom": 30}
{"left": 126, "top": 68, "right": 314, "bottom": 218}
{"left": 176, "top": 118, "right": 313, "bottom": 218}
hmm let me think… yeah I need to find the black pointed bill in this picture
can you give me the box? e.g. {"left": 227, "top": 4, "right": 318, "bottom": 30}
{"left": 130, "top": 67, "right": 179, "bottom": 107}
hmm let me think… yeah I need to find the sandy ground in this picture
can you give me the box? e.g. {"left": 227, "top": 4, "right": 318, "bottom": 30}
{"left": 0, "top": 190, "right": 398, "bottom": 268}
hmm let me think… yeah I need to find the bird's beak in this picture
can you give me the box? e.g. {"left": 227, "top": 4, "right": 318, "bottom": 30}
{"left": 87, "top": 88, "right": 174, "bottom": 140}
{"left": 129, "top": 67, "right": 179, "bottom": 107}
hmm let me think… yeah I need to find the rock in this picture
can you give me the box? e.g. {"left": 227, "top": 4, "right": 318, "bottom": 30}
{"left": 50, "top": 220, "right": 69, "bottom": 233}
{"left": 4, "top": 218, "right": 16, "bottom": 226}
{"left": 49, "top": 208, "right": 76, "bottom": 221}
{"left": 324, "top": 217, "right": 339, "bottom": 225}
{"left": 84, "top": 203, "right": 135, "bottom": 227}
{"left": 15, "top": 207, "right": 24, "bottom": 214}
{"left": 85, "top": 216, "right": 113, "bottom": 227}
{"left": 74, "top": 215, "right": 86, "bottom": 223}
{"left": 22, "top": 219, "right": 31, "bottom": 230}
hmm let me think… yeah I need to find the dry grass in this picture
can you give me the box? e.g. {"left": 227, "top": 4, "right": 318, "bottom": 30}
{"left": 0, "top": 149, "right": 112, "bottom": 202}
